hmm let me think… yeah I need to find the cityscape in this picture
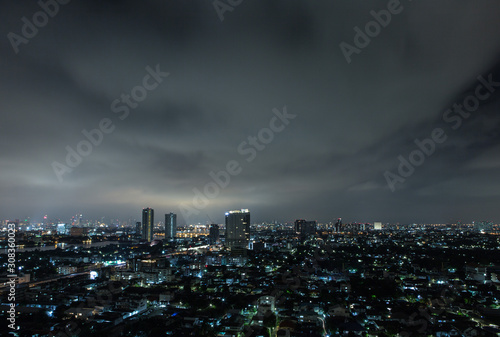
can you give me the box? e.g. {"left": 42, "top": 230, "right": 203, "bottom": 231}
{"left": 1, "top": 212, "right": 500, "bottom": 336}
{"left": 3, "top": 1, "right": 500, "bottom": 336}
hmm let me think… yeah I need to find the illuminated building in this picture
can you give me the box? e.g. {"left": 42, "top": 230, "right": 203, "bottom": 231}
{"left": 57, "top": 223, "right": 66, "bottom": 235}
{"left": 165, "top": 213, "right": 177, "bottom": 240}
{"left": 142, "top": 208, "right": 154, "bottom": 242}
{"left": 225, "top": 209, "right": 250, "bottom": 249}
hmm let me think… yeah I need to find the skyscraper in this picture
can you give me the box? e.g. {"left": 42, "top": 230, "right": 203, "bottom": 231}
{"left": 335, "top": 218, "right": 342, "bottom": 232}
{"left": 225, "top": 209, "right": 250, "bottom": 249}
{"left": 165, "top": 212, "right": 177, "bottom": 240}
{"left": 142, "top": 208, "right": 154, "bottom": 242}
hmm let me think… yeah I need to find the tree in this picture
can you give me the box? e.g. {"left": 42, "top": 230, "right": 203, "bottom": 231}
{"left": 263, "top": 310, "right": 277, "bottom": 328}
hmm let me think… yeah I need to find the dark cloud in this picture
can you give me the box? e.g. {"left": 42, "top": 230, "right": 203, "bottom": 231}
{"left": 2, "top": 0, "right": 500, "bottom": 224}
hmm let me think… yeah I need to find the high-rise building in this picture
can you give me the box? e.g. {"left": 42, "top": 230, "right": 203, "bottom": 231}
{"left": 374, "top": 222, "right": 382, "bottom": 230}
{"left": 209, "top": 224, "right": 220, "bottom": 245}
{"left": 295, "top": 219, "right": 317, "bottom": 238}
{"left": 294, "top": 219, "right": 306, "bottom": 233}
{"left": 135, "top": 222, "right": 141, "bottom": 235}
{"left": 225, "top": 209, "right": 250, "bottom": 249}
{"left": 165, "top": 213, "right": 177, "bottom": 240}
{"left": 142, "top": 208, "right": 154, "bottom": 242}
{"left": 57, "top": 223, "right": 67, "bottom": 235}
{"left": 303, "top": 221, "right": 317, "bottom": 237}
{"left": 335, "top": 218, "right": 342, "bottom": 232}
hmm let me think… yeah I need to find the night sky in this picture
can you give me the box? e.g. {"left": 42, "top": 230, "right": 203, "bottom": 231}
{"left": 2, "top": 0, "right": 500, "bottom": 225}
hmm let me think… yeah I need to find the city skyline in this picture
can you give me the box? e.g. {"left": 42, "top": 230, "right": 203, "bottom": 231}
{"left": 3, "top": 2, "right": 500, "bottom": 336}
{"left": 2, "top": 1, "right": 500, "bottom": 225}
{"left": 1, "top": 211, "right": 498, "bottom": 227}
{"left": 2, "top": 213, "right": 499, "bottom": 336}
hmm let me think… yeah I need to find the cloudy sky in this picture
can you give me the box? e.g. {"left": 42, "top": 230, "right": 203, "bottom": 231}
{"left": 2, "top": 0, "right": 500, "bottom": 225}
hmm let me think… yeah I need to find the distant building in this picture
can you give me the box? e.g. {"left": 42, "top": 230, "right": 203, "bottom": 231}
{"left": 165, "top": 213, "right": 177, "bottom": 240}
{"left": 295, "top": 219, "right": 316, "bottom": 238}
{"left": 374, "top": 222, "right": 382, "bottom": 230}
{"left": 135, "top": 221, "right": 141, "bottom": 235}
{"left": 209, "top": 224, "right": 220, "bottom": 245}
{"left": 303, "top": 221, "right": 316, "bottom": 237}
{"left": 57, "top": 223, "right": 66, "bottom": 235}
{"left": 225, "top": 209, "right": 250, "bottom": 249}
{"left": 294, "top": 219, "right": 306, "bottom": 233}
{"left": 142, "top": 208, "right": 154, "bottom": 242}
{"left": 70, "top": 227, "right": 88, "bottom": 236}
{"left": 475, "top": 220, "right": 494, "bottom": 232}
{"left": 57, "top": 266, "right": 78, "bottom": 275}
{"left": 335, "top": 218, "right": 342, "bottom": 232}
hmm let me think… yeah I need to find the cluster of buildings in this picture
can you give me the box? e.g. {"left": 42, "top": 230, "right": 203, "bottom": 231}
{"left": 1, "top": 211, "right": 500, "bottom": 336}
{"left": 136, "top": 207, "right": 250, "bottom": 250}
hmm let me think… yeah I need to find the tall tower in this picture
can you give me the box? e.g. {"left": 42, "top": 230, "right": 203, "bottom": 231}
{"left": 165, "top": 213, "right": 177, "bottom": 241}
{"left": 225, "top": 209, "right": 250, "bottom": 249}
{"left": 142, "top": 208, "right": 154, "bottom": 242}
